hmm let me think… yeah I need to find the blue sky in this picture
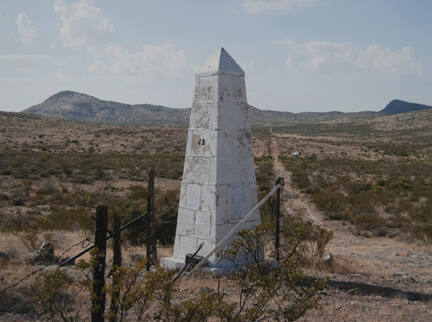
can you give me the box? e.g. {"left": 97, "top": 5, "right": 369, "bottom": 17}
{"left": 1, "top": 0, "right": 431, "bottom": 112}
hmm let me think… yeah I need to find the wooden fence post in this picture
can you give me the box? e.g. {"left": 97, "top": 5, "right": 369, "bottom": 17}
{"left": 109, "top": 211, "right": 122, "bottom": 322}
{"left": 146, "top": 168, "right": 157, "bottom": 271}
{"left": 92, "top": 205, "right": 108, "bottom": 322}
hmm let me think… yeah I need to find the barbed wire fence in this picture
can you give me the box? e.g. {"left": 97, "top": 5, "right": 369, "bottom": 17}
{"left": 0, "top": 174, "right": 285, "bottom": 316}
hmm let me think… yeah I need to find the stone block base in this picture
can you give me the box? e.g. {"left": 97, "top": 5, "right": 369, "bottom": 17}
{"left": 160, "top": 256, "right": 237, "bottom": 276}
{"left": 159, "top": 257, "right": 185, "bottom": 270}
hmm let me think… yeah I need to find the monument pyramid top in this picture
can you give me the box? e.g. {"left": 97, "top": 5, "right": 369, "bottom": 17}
{"left": 196, "top": 47, "right": 244, "bottom": 75}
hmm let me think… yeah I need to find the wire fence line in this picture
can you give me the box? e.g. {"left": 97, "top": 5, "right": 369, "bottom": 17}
{"left": 0, "top": 212, "right": 149, "bottom": 294}
{"left": 186, "top": 182, "right": 283, "bottom": 277}
{"left": 1, "top": 180, "right": 283, "bottom": 294}
{"left": 58, "top": 211, "right": 150, "bottom": 267}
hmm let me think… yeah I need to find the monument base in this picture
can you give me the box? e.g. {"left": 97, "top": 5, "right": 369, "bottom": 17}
{"left": 160, "top": 256, "right": 237, "bottom": 276}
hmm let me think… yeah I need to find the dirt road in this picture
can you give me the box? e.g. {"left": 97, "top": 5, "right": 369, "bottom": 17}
{"left": 270, "top": 134, "right": 432, "bottom": 321}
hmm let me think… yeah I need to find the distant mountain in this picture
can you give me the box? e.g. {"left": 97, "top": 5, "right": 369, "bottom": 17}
{"left": 24, "top": 91, "right": 190, "bottom": 126}
{"left": 380, "top": 99, "right": 432, "bottom": 115}
{"left": 24, "top": 90, "right": 377, "bottom": 126}
{"left": 370, "top": 108, "right": 432, "bottom": 131}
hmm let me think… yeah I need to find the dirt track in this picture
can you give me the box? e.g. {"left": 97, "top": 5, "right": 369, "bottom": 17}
{"left": 270, "top": 135, "right": 432, "bottom": 321}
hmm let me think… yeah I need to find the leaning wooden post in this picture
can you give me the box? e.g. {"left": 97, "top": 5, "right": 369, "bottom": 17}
{"left": 274, "top": 177, "right": 284, "bottom": 264}
{"left": 146, "top": 168, "right": 157, "bottom": 271}
{"left": 91, "top": 205, "right": 108, "bottom": 322}
{"left": 109, "top": 211, "right": 122, "bottom": 322}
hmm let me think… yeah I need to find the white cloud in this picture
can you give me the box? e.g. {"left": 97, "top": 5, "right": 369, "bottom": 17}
{"left": 242, "top": 0, "right": 319, "bottom": 14}
{"left": 54, "top": 0, "right": 114, "bottom": 50}
{"left": 279, "top": 40, "right": 423, "bottom": 76}
{"left": 52, "top": 1, "right": 188, "bottom": 83}
{"left": 88, "top": 42, "right": 188, "bottom": 79}
{"left": 16, "top": 13, "right": 37, "bottom": 45}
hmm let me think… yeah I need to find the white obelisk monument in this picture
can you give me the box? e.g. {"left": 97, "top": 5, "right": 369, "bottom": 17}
{"left": 161, "top": 48, "right": 260, "bottom": 271}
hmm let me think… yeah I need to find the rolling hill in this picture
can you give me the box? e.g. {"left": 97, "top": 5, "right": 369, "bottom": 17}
{"left": 23, "top": 91, "right": 378, "bottom": 126}
{"left": 24, "top": 91, "right": 190, "bottom": 126}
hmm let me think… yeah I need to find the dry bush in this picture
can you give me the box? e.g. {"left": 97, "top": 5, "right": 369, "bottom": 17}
{"left": 25, "top": 220, "right": 331, "bottom": 321}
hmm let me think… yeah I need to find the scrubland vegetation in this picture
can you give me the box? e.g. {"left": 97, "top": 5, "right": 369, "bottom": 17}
{"left": 272, "top": 118, "right": 432, "bottom": 243}
{"left": 281, "top": 156, "right": 432, "bottom": 240}
{"left": 2, "top": 110, "right": 432, "bottom": 320}
{"left": 14, "top": 220, "right": 329, "bottom": 321}
{"left": 0, "top": 114, "right": 185, "bottom": 249}
{"left": 0, "top": 113, "right": 335, "bottom": 320}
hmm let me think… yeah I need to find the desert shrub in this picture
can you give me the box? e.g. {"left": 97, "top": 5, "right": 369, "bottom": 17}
{"left": 122, "top": 188, "right": 180, "bottom": 246}
{"left": 0, "top": 290, "right": 36, "bottom": 316}
{"left": 72, "top": 258, "right": 234, "bottom": 321}
{"left": 223, "top": 223, "right": 328, "bottom": 321}
{"left": 281, "top": 155, "right": 432, "bottom": 241}
{"left": 30, "top": 269, "right": 86, "bottom": 321}
{"left": 353, "top": 213, "right": 387, "bottom": 235}
{"left": 11, "top": 197, "right": 25, "bottom": 206}
{"left": 0, "top": 213, "right": 46, "bottom": 251}
{"left": 127, "top": 185, "right": 148, "bottom": 201}
{"left": 0, "top": 151, "right": 185, "bottom": 182}
{"left": 60, "top": 221, "right": 329, "bottom": 321}
{"left": 272, "top": 122, "right": 375, "bottom": 138}
{"left": 255, "top": 155, "right": 274, "bottom": 222}
{"left": 42, "top": 206, "right": 94, "bottom": 232}
{"left": 283, "top": 215, "right": 333, "bottom": 267}
{"left": 311, "top": 191, "right": 345, "bottom": 216}
{"left": 155, "top": 189, "right": 179, "bottom": 246}
{"left": 123, "top": 207, "right": 147, "bottom": 246}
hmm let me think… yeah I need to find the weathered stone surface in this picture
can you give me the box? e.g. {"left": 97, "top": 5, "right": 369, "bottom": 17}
{"left": 161, "top": 48, "right": 260, "bottom": 272}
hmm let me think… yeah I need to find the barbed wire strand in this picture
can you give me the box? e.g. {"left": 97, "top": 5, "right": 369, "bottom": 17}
{"left": 186, "top": 183, "right": 282, "bottom": 278}
{"left": 0, "top": 185, "right": 281, "bottom": 293}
